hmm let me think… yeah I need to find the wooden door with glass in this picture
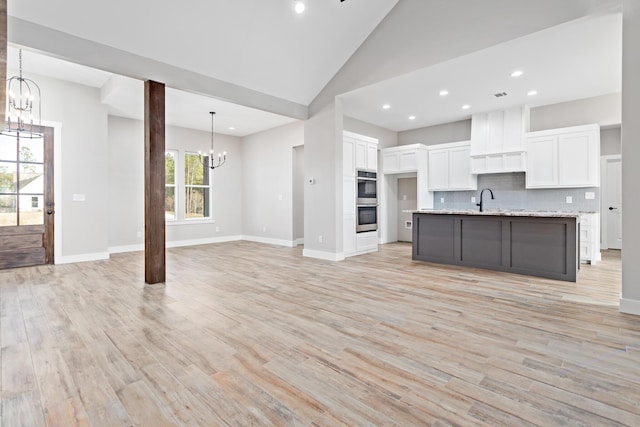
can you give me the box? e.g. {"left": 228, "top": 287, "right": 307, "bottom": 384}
{"left": 0, "top": 125, "right": 54, "bottom": 268}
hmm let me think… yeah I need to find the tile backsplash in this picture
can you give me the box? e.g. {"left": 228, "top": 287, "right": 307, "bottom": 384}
{"left": 434, "top": 172, "right": 599, "bottom": 212}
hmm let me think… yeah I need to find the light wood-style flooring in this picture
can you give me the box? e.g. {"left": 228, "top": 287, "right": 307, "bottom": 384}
{"left": 1, "top": 242, "right": 638, "bottom": 426}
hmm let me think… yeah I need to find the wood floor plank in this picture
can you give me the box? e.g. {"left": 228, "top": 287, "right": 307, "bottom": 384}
{"left": 0, "top": 242, "right": 638, "bottom": 426}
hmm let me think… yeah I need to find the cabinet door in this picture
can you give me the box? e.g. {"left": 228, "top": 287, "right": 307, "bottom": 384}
{"left": 399, "top": 150, "right": 418, "bottom": 171}
{"left": 355, "top": 141, "right": 367, "bottom": 170}
{"left": 343, "top": 138, "right": 356, "bottom": 176}
{"left": 526, "top": 136, "right": 557, "bottom": 188}
{"left": 382, "top": 151, "right": 399, "bottom": 173}
{"left": 343, "top": 176, "right": 356, "bottom": 216}
{"left": 366, "top": 143, "right": 378, "bottom": 171}
{"left": 558, "top": 132, "right": 596, "bottom": 186}
{"left": 428, "top": 149, "right": 449, "bottom": 190}
{"left": 448, "top": 146, "right": 473, "bottom": 189}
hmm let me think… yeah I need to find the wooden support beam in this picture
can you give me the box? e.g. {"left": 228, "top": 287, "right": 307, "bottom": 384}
{"left": 144, "top": 80, "right": 166, "bottom": 284}
{"left": 0, "top": 0, "right": 7, "bottom": 125}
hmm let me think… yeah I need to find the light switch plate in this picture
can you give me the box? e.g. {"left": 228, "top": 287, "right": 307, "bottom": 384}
{"left": 72, "top": 194, "right": 86, "bottom": 202}
{"left": 566, "top": 196, "right": 573, "bottom": 204}
{"left": 585, "top": 191, "right": 595, "bottom": 200}
{"left": 440, "top": 197, "right": 445, "bottom": 203}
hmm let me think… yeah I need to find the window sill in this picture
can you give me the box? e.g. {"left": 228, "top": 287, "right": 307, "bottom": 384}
{"left": 166, "top": 219, "right": 216, "bottom": 226}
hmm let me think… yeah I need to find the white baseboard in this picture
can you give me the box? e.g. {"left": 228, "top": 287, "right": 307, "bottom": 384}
{"left": 167, "top": 235, "right": 242, "bottom": 248}
{"left": 56, "top": 251, "right": 110, "bottom": 265}
{"left": 303, "top": 249, "right": 345, "bottom": 261}
{"left": 242, "top": 235, "right": 296, "bottom": 248}
{"left": 619, "top": 298, "right": 640, "bottom": 315}
{"left": 109, "top": 244, "right": 144, "bottom": 254}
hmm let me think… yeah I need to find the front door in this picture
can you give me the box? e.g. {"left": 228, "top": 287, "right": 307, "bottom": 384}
{"left": 0, "top": 125, "right": 54, "bottom": 268}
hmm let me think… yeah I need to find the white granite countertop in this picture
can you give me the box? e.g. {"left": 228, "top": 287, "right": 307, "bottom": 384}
{"left": 409, "top": 209, "right": 583, "bottom": 218}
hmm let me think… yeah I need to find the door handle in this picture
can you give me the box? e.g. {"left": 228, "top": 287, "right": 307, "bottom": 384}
{"left": 609, "top": 207, "right": 618, "bottom": 210}
{"left": 47, "top": 210, "right": 55, "bottom": 215}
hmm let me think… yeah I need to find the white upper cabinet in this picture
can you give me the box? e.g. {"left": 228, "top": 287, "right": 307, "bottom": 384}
{"left": 427, "top": 141, "right": 477, "bottom": 191}
{"left": 470, "top": 106, "right": 529, "bottom": 174}
{"left": 525, "top": 124, "right": 600, "bottom": 189}
{"left": 381, "top": 144, "right": 426, "bottom": 174}
{"left": 349, "top": 131, "right": 378, "bottom": 172}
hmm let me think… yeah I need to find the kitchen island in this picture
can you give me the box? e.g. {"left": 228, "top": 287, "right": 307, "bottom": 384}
{"left": 412, "top": 210, "right": 580, "bottom": 282}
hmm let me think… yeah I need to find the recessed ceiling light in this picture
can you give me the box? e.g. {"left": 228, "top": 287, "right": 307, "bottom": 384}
{"left": 439, "top": 90, "right": 449, "bottom": 96}
{"left": 228, "top": 126, "right": 236, "bottom": 130}
{"left": 462, "top": 104, "right": 471, "bottom": 110}
{"left": 382, "top": 104, "right": 391, "bottom": 110}
{"left": 409, "top": 115, "right": 416, "bottom": 120}
{"left": 511, "top": 70, "right": 524, "bottom": 77}
{"left": 527, "top": 90, "right": 538, "bottom": 96}
{"left": 294, "top": 1, "right": 305, "bottom": 14}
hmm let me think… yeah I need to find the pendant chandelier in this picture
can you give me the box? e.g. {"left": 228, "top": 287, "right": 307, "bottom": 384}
{"left": 199, "top": 111, "right": 226, "bottom": 170}
{"left": 2, "top": 49, "right": 43, "bottom": 139}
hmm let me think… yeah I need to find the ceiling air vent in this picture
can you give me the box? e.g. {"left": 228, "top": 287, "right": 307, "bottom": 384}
{"left": 494, "top": 92, "right": 508, "bottom": 98}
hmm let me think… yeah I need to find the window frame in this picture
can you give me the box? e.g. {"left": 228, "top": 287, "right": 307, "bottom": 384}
{"left": 164, "top": 149, "right": 214, "bottom": 225}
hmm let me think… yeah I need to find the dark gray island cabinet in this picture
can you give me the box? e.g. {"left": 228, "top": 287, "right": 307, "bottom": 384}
{"left": 412, "top": 211, "right": 580, "bottom": 282}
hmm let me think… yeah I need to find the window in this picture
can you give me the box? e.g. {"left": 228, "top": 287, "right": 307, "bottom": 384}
{"left": 184, "top": 152, "right": 210, "bottom": 219}
{"left": 164, "top": 150, "right": 212, "bottom": 222}
{"left": 165, "top": 150, "right": 177, "bottom": 219}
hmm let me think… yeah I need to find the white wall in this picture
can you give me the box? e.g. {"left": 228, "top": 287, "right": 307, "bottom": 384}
{"left": 530, "top": 93, "right": 621, "bottom": 131}
{"left": 293, "top": 146, "right": 305, "bottom": 242}
{"left": 343, "top": 116, "right": 398, "bottom": 149}
{"left": 304, "top": 101, "right": 343, "bottom": 260}
{"left": 601, "top": 127, "right": 621, "bottom": 156}
{"left": 16, "top": 70, "right": 110, "bottom": 261}
{"left": 398, "top": 120, "right": 471, "bottom": 146}
{"left": 107, "top": 116, "right": 243, "bottom": 251}
{"left": 621, "top": 0, "right": 640, "bottom": 313}
{"left": 242, "top": 121, "right": 304, "bottom": 246}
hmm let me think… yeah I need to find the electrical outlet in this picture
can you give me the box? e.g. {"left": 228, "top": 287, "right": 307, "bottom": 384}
{"left": 405, "top": 221, "right": 412, "bottom": 229}
{"left": 278, "top": 194, "right": 283, "bottom": 201}
{"left": 566, "top": 196, "right": 573, "bottom": 204}
{"left": 215, "top": 226, "right": 220, "bottom": 232}
{"left": 585, "top": 191, "right": 595, "bottom": 200}
{"left": 136, "top": 231, "right": 142, "bottom": 238}
{"left": 471, "top": 196, "right": 476, "bottom": 203}
{"left": 403, "top": 194, "right": 407, "bottom": 201}
{"left": 318, "top": 235, "right": 323, "bottom": 243}
{"left": 262, "top": 226, "right": 267, "bottom": 233}
{"left": 440, "top": 197, "right": 445, "bottom": 203}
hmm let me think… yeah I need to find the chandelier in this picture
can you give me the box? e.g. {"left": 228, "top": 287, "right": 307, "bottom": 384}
{"left": 199, "top": 111, "right": 226, "bottom": 170}
{"left": 2, "top": 49, "right": 43, "bottom": 139}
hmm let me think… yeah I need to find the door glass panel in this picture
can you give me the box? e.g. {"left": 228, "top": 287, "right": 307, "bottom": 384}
{"left": 19, "top": 139, "right": 44, "bottom": 163}
{"left": 0, "top": 195, "right": 17, "bottom": 226}
{"left": 19, "top": 163, "right": 44, "bottom": 194}
{"left": 0, "top": 136, "right": 17, "bottom": 161}
{"left": 0, "top": 162, "right": 17, "bottom": 193}
{"left": 19, "top": 195, "right": 44, "bottom": 225}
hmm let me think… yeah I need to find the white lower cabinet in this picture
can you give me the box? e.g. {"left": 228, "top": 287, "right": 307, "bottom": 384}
{"left": 356, "top": 231, "right": 378, "bottom": 254}
{"left": 580, "top": 213, "right": 600, "bottom": 264}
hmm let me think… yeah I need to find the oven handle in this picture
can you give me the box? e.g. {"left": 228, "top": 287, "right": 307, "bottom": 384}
{"left": 356, "top": 204, "right": 380, "bottom": 207}
{"left": 356, "top": 177, "right": 377, "bottom": 181}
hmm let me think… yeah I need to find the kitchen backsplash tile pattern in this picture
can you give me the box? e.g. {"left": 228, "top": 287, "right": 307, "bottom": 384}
{"left": 434, "top": 173, "right": 600, "bottom": 212}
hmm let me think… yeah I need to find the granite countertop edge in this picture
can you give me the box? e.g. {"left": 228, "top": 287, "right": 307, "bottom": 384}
{"left": 409, "top": 209, "right": 586, "bottom": 218}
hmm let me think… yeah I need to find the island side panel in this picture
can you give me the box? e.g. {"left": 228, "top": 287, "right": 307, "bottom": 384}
{"left": 412, "top": 214, "right": 456, "bottom": 262}
{"left": 459, "top": 217, "right": 503, "bottom": 267}
{"left": 510, "top": 220, "right": 568, "bottom": 277}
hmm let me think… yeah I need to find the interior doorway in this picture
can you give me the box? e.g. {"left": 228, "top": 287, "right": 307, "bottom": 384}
{"left": 293, "top": 145, "right": 304, "bottom": 245}
{"left": 0, "top": 125, "right": 55, "bottom": 268}
{"left": 601, "top": 155, "right": 622, "bottom": 250}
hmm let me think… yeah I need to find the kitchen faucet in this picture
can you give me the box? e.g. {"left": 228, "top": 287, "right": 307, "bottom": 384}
{"left": 477, "top": 188, "right": 494, "bottom": 212}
